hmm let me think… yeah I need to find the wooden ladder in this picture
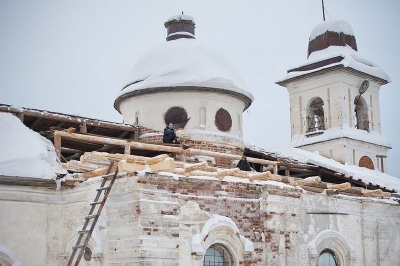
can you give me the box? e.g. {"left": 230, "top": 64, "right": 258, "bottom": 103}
{"left": 67, "top": 162, "right": 118, "bottom": 266}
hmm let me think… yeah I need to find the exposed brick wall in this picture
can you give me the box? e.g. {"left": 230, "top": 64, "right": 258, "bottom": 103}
{"left": 132, "top": 173, "right": 302, "bottom": 265}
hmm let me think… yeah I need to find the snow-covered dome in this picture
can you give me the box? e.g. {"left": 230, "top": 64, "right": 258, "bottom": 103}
{"left": 308, "top": 19, "right": 357, "bottom": 57}
{"left": 114, "top": 16, "right": 253, "bottom": 112}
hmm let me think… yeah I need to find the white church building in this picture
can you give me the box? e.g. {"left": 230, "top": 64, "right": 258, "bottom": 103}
{"left": 0, "top": 14, "right": 399, "bottom": 266}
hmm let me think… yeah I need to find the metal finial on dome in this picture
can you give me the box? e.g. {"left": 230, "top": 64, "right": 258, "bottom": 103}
{"left": 164, "top": 14, "right": 196, "bottom": 41}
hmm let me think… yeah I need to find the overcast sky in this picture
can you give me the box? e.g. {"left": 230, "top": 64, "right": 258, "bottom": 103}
{"left": 1, "top": 0, "right": 399, "bottom": 176}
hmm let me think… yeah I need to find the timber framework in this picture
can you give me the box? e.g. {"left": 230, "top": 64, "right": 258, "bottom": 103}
{"left": 0, "top": 104, "right": 398, "bottom": 199}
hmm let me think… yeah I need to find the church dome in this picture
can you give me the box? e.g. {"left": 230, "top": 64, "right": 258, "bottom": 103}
{"left": 114, "top": 15, "right": 253, "bottom": 112}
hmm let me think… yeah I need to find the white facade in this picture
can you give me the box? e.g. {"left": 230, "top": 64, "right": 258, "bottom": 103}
{"left": 0, "top": 174, "right": 399, "bottom": 266}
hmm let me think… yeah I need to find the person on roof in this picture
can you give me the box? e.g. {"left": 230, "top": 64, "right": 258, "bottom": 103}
{"left": 163, "top": 123, "right": 180, "bottom": 144}
{"left": 236, "top": 156, "right": 251, "bottom": 171}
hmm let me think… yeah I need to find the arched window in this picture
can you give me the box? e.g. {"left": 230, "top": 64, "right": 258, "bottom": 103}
{"left": 203, "top": 244, "right": 234, "bottom": 266}
{"left": 317, "top": 249, "right": 338, "bottom": 266}
{"left": 306, "top": 97, "right": 325, "bottom": 132}
{"left": 354, "top": 96, "right": 369, "bottom": 132}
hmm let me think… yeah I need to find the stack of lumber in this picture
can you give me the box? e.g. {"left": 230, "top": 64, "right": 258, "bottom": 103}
{"left": 288, "top": 176, "right": 391, "bottom": 199}
{"left": 172, "top": 161, "right": 295, "bottom": 183}
{"left": 62, "top": 152, "right": 175, "bottom": 179}
{"left": 61, "top": 151, "right": 392, "bottom": 199}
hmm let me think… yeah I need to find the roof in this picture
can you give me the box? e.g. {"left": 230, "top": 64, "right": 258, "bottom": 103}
{"left": 277, "top": 46, "right": 391, "bottom": 84}
{"left": 245, "top": 143, "right": 400, "bottom": 193}
{"left": 115, "top": 38, "right": 254, "bottom": 111}
{"left": 1, "top": 105, "right": 399, "bottom": 198}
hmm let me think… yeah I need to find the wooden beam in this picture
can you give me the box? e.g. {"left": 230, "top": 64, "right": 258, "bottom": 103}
{"left": 54, "top": 134, "right": 61, "bottom": 160}
{"left": 80, "top": 121, "right": 87, "bottom": 133}
{"left": 53, "top": 131, "right": 280, "bottom": 171}
{"left": 0, "top": 104, "right": 135, "bottom": 132}
{"left": 29, "top": 117, "right": 41, "bottom": 129}
{"left": 292, "top": 176, "right": 321, "bottom": 186}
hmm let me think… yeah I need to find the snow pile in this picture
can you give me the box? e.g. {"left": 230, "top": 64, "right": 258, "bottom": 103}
{"left": 118, "top": 38, "right": 253, "bottom": 102}
{"left": 0, "top": 113, "right": 67, "bottom": 179}
{"left": 165, "top": 14, "right": 195, "bottom": 24}
{"left": 191, "top": 214, "right": 254, "bottom": 252}
{"left": 289, "top": 124, "right": 391, "bottom": 148}
{"left": 247, "top": 143, "right": 400, "bottom": 192}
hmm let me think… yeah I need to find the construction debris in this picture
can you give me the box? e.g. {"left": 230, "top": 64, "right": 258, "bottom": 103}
{"left": 59, "top": 150, "right": 395, "bottom": 200}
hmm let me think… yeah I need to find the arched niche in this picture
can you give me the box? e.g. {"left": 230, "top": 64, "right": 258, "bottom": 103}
{"left": 191, "top": 214, "right": 254, "bottom": 266}
{"left": 359, "top": 156, "right": 374, "bottom": 170}
{"left": 354, "top": 96, "right": 369, "bottom": 132}
{"left": 61, "top": 228, "right": 104, "bottom": 266}
{"left": 306, "top": 97, "right": 325, "bottom": 132}
{"left": 308, "top": 229, "right": 356, "bottom": 266}
{"left": 0, "top": 246, "right": 22, "bottom": 266}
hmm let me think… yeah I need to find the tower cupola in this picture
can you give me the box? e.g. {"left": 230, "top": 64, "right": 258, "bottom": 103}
{"left": 307, "top": 19, "right": 357, "bottom": 57}
{"left": 164, "top": 14, "right": 196, "bottom": 41}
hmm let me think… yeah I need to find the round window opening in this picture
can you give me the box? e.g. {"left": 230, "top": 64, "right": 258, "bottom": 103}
{"left": 203, "top": 244, "right": 234, "bottom": 266}
{"left": 317, "top": 249, "right": 338, "bottom": 266}
{"left": 215, "top": 108, "right": 232, "bottom": 132}
{"left": 164, "top": 106, "right": 189, "bottom": 129}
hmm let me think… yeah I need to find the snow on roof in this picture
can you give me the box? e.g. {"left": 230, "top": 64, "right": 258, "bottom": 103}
{"left": 0, "top": 113, "right": 67, "bottom": 179}
{"left": 118, "top": 38, "right": 253, "bottom": 103}
{"left": 289, "top": 124, "right": 391, "bottom": 148}
{"left": 309, "top": 19, "right": 354, "bottom": 41}
{"left": 165, "top": 14, "right": 195, "bottom": 24}
{"left": 278, "top": 45, "right": 391, "bottom": 83}
{"left": 246, "top": 143, "right": 400, "bottom": 193}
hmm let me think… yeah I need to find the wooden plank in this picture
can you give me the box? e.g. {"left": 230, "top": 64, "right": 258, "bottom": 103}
{"left": 301, "top": 185, "right": 325, "bottom": 193}
{"left": 149, "top": 158, "right": 175, "bottom": 172}
{"left": 325, "top": 189, "right": 339, "bottom": 195}
{"left": 117, "top": 161, "right": 146, "bottom": 173}
{"left": 184, "top": 161, "right": 208, "bottom": 173}
{"left": 54, "top": 134, "right": 61, "bottom": 160}
{"left": 217, "top": 168, "right": 248, "bottom": 179}
{"left": 249, "top": 172, "right": 280, "bottom": 182}
{"left": 77, "top": 165, "right": 117, "bottom": 179}
{"left": 185, "top": 170, "right": 219, "bottom": 177}
{"left": 292, "top": 176, "right": 321, "bottom": 186}
{"left": 62, "top": 160, "right": 99, "bottom": 172}
{"left": 327, "top": 182, "right": 351, "bottom": 190}
{"left": 148, "top": 154, "right": 170, "bottom": 165}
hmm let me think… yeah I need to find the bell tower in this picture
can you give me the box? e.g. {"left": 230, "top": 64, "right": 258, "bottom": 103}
{"left": 277, "top": 19, "right": 391, "bottom": 172}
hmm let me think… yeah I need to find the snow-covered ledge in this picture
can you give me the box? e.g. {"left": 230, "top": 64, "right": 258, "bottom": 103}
{"left": 191, "top": 214, "right": 254, "bottom": 265}
{"left": 308, "top": 229, "right": 356, "bottom": 266}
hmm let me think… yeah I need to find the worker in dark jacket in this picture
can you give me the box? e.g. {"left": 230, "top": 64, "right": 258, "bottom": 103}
{"left": 236, "top": 156, "right": 251, "bottom": 171}
{"left": 163, "top": 123, "right": 180, "bottom": 144}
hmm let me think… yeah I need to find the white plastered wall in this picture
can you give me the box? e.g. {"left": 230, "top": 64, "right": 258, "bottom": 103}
{"left": 118, "top": 90, "right": 247, "bottom": 147}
